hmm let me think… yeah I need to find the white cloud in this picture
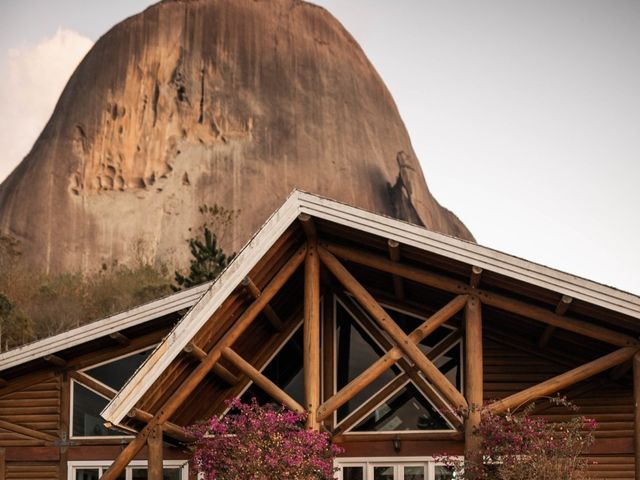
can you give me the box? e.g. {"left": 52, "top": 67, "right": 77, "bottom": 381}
{"left": 0, "top": 28, "right": 93, "bottom": 183}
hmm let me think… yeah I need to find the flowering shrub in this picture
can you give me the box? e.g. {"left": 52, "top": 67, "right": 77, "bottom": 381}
{"left": 190, "top": 398, "right": 342, "bottom": 480}
{"left": 439, "top": 399, "right": 597, "bottom": 480}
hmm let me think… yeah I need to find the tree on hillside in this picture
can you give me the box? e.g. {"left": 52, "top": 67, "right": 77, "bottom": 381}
{"left": 174, "top": 204, "right": 238, "bottom": 290}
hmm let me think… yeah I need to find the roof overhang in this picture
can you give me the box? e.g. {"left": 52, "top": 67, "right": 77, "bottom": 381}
{"left": 101, "top": 190, "right": 640, "bottom": 427}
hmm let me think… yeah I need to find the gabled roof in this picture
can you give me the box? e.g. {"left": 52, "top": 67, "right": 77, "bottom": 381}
{"left": 0, "top": 282, "right": 210, "bottom": 373}
{"left": 102, "top": 190, "right": 640, "bottom": 426}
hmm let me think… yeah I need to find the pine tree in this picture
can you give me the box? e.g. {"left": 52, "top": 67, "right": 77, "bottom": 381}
{"left": 174, "top": 225, "right": 234, "bottom": 289}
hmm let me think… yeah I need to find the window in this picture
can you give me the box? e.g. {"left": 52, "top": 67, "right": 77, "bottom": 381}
{"left": 335, "top": 299, "right": 402, "bottom": 422}
{"left": 68, "top": 461, "right": 187, "bottom": 480}
{"left": 337, "top": 459, "right": 455, "bottom": 480}
{"left": 351, "top": 382, "right": 451, "bottom": 432}
{"left": 240, "top": 323, "right": 304, "bottom": 405}
{"left": 71, "top": 347, "right": 154, "bottom": 438}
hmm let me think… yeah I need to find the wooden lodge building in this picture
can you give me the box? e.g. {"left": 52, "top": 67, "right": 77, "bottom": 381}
{"left": 1, "top": 190, "right": 639, "bottom": 480}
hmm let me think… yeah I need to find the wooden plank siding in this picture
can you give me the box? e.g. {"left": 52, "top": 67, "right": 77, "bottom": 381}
{"left": 5, "top": 462, "right": 59, "bottom": 479}
{"left": 484, "top": 337, "right": 634, "bottom": 479}
{"left": 0, "top": 376, "right": 61, "bottom": 446}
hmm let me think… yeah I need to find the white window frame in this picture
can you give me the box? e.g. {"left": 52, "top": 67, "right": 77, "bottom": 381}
{"left": 336, "top": 457, "right": 457, "bottom": 480}
{"left": 68, "top": 460, "right": 188, "bottom": 480}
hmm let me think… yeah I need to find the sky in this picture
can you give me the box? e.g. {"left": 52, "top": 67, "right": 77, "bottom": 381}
{"left": 0, "top": 0, "right": 638, "bottom": 295}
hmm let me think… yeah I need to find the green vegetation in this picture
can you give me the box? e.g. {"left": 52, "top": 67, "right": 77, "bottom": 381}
{"left": 0, "top": 204, "right": 238, "bottom": 351}
{"left": 173, "top": 204, "right": 238, "bottom": 290}
{"left": 0, "top": 234, "right": 172, "bottom": 351}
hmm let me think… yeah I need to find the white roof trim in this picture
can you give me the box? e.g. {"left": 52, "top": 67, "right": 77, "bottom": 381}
{"left": 297, "top": 192, "right": 640, "bottom": 318}
{"left": 0, "top": 282, "right": 211, "bottom": 372}
{"left": 100, "top": 190, "right": 640, "bottom": 425}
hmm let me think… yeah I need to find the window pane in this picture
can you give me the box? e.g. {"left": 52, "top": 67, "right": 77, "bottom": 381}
{"left": 353, "top": 383, "right": 450, "bottom": 431}
{"left": 403, "top": 466, "right": 424, "bottom": 480}
{"left": 75, "top": 469, "right": 99, "bottom": 480}
{"left": 72, "top": 383, "right": 122, "bottom": 436}
{"left": 86, "top": 348, "right": 153, "bottom": 390}
{"left": 434, "top": 466, "right": 454, "bottom": 480}
{"left": 386, "top": 307, "right": 453, "bottom": 355}
{"left": 336, "top": 302, "right": 400, "bottom": 421}
{"left": 433, "top": 343, "right": 461, "bottom": 391}
{"left": 343, "top": 466, "right": 364, "bottom": 480}
{"left": 241, "top": 326, "right": 304, "bottom": 405}
{"left": 163, "top": 468, "right": 182, "bottom": 480}
{"left": 373, "top": 466, "right": 394, "bottom": 480}
{"left": 131, "top": 468, "right": 147, "bottom": 480}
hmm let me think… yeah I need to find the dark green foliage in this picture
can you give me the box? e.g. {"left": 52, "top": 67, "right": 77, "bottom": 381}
{"left": 173, "top": 204, "right": 238, "bottom": 290}
{"left": 174, "top": 225, "right": 235, "bottom": 289}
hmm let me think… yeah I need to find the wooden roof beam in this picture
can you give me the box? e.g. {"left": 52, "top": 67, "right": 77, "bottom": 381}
{"left": 242, "top": 277, "right": 284, "bottom": 331}
{"left": 470, "top": 265, "right": 483, "bottom": 289}
{"left": 322, "top": 242, "right": 638, "bottom": 348}
{"left": 298, "top": 213, "right": 317, "bottom": 241}
{"left": 489, "top": 346, "right": 638, "bottom": 414}
{"left": 43, "top": 354, "right": 66, "bottom": 368}
{"left": 387, "top": 239, "right": 405, "bottom": 299}
{"left": 318, "top": 245, "right": 468, "bottom": 410}
{"left": 127, "top": 409, "right": 193, "bottom": 443}
{"left": 538, "top": 295, "right": 573, "bottom": 348}
{"left": 109, "top": 332, "right": 130, "bottom": 346}
{"left": 99, "top": 244, "right": 307, "bottom": 480}
{"left": 221, "top": 347, "right": 305, "bottom": 414}
{"left": 183, "top": 342, "right": 240, "bottom": 385}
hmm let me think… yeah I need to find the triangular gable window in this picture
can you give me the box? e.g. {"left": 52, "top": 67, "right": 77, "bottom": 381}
{"left": 85, "top": 348, "right": 153, "bottom": 391}
{"left": 72, "top": 382, "right": 123, "bottom": 437}
{"left": 350, "top": 381, "right": 453, "bottom": 432}
{"left": 336, "top": 299, "right": 401, "bottom": 422}
{"left": 72, "top": 347, "right": 154, "bottom": 438}
{"left": 241, "top": 324, "right": 305, "bottom": 406}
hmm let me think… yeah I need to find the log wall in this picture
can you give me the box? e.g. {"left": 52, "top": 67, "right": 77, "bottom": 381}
{"left": 484, "top": 338, "right": 634, "bottom": 479}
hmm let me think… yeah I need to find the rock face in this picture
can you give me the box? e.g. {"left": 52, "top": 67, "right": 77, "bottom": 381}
{"left": 0, "top": 0, "right": 473, "bottom": 274}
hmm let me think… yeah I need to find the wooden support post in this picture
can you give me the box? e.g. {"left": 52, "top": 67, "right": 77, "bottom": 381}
{"left": 318, "top": 246, "right": 467, "bottom": 410}
{"left": 59, "top": 372, "right": 70, "bottom": 479}
{"left": 147, "top": 424, "right": 163, "bottom": 480}
{"left": 387, "top": 239, "right": 405, "bottom": 299}
{"left": 221, "top": 347, "right": 305, "bottom": 414}
{"left": 304, "top": 240, "right": 321, "bottom": 429}
{"left": 128, "top": 409, "right": 193, "bottom": 443}
{"left": 317, "top": 294, "right": 468, "bottom": 421}
{"left": 100, "top": 245, "right": 307, "bottom": 480}
{"left": 538, "top": 295, "right": 573, "bottom": 348}
{"left": 469, "top": 266, "right": 483, "bottom": 289}
{"left": 464, "top": 296, "right": 483, "bottom": 475}
{"left": 634, "top": 352, "right": 640, "bottom": 480}
{"left": 242, "top": 277, "right": 285, "bottom": 331}
{"left": 489, "top": 347, "right": 638, "bottom": 414}
{"left": 323, "top": 242, "right": 639, "bottom": 347}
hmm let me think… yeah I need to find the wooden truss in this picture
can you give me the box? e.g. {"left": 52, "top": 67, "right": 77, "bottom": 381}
{"left": 100, "top": 216, "right": 640, "bottom": 480}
